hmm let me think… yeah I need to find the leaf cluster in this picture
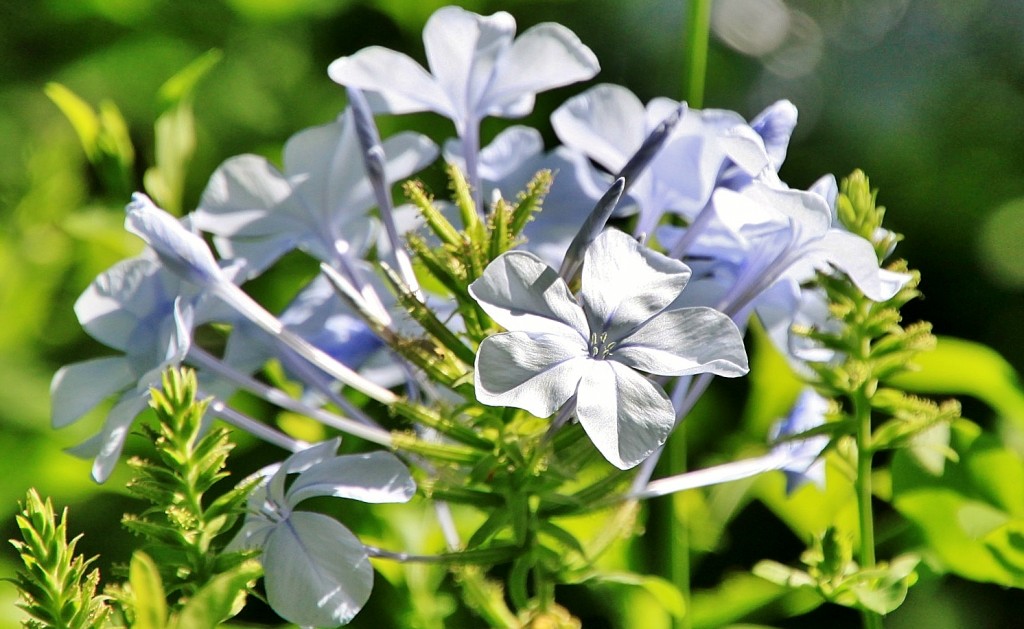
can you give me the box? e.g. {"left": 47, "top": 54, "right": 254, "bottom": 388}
{"left": 800, "top": 172, "right": 960, "bottom": 457}
{"left": 9, "top": 489, "right": 111, "bottom": 628}
{"left": 118, "top": 367, "right": 256, "bottom": 610}
{"left": 754, "top": 528, "right": 919, "bottom": 616}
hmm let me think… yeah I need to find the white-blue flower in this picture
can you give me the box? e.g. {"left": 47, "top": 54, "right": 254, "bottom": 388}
{"left": 469, "top": 229, "right": 749, "bottom": 469}
{"left": 769, "top": 388, "right": 831, "bottom": 494}
{"left": 193, "top": 109, "right": 436, "bottom": 279}
{"left": 328, "top": 6, "right": 599, "bottom": 136}
{"left": 230, "top": 439, "right": 416, "bottom": 627}
{"left": 328, "top": 5, "right": 598, "bottom": 197}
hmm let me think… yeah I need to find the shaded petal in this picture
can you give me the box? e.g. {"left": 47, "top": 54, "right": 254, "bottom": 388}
{"left": 283, "top": 114, "right": 370, "bottom": 228}
{"left": 443, "top": 125, "right": 544, "bottom": 182}
{"left": 328, "top": 47, "right": 450, "bottom": 117}
{"left": 268, "top": 438, "right": 342, "bottom": 504}
{"left": 807, "top": 230, "right": 911, "bottom": 301}
{"left": 475, "top": 332, "right": 587, "bottom": 417}
{"left": 484, "top": 22, "right": 599, "bottom": 117}
{"left": 743, "top": 181, "right": 832, "bottom": 240}
{"left": 50, "top": 357, "right": 134, "bottom": 428}
{"left": 580, "top": 229, "right": 690, "bottom": 339}
{"left": 287, "top": 451, "right": 416, "bottom": 505}
{"left": 551, "top": 83, "right": 646, "bottom": 173}
{"left": 194, "top": 155, "right": 300, "bottom": 238}
{"left": 615, "top": 307, "right": 749, "bottom": 377}
{"left": 470, "top": 251, "right": 588, "bottom": 336}
{"left": 263, "top": 511, "right": 373, "bottom": 627}
{"left": 76, "top": 393, "right": 149, "bottom": 483}
{"left": 75, "top": 256, "right": 162, "bottom": 350}
{"left": 576, "top": 360, "right": 675, "bottom": 469}
{"left": 125, "top": 193, "right": 221, "bottom": 286}
{"left": 750, "top": 100, "right": 798, "bottom": 169}
{"left": 769, "top": 388, "right": 831, "bottom": 493}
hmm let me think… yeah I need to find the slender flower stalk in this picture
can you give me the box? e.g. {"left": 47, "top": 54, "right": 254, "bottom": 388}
{"left": 206, "top": 399, "right": 305, "bottom": 452}
{"left": 188, "top": 347, "right": 394, "bottom": 447}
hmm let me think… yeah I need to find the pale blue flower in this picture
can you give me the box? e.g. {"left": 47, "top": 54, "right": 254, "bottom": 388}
{"left": 50, "top": 252, "right": 213, "bottom": 481}
{"left": 551, "top": 83, "right": 773, "bottom": 236}
{"left": 230, "top": 439, "right": 416, "bottom": 627}
{"left": 193, "top": 109, "right": 436, "bottom": 278}
{"left": 469, "top": 229, "right": 748, "bottom": 469}
{"left": 630, "top": 388, "right": 829, "bottom": 499}
{"left": 664, "top": 182, "right": 909, "bottom": 320}
{"left": 125, "top": 193, "right": 402, "bottom": 420}
{"left": 328, "top": 5, "right": 599, "bottom": 196}
{"left": 769, "top": 388, "right": 831, "bottom": 493}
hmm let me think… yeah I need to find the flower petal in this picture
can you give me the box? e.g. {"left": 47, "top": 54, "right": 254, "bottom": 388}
{"left": 75, "top": 256, "right": 162, "bottom": 351}
{"left": 423, "top": 6, "right": 516, "bottom": 125}
{"left": 262, "top": 511, "right": 373, "bottom": 627}
{"left": 580, "top": 229, "right": 691, "bottom": 339}
{"left": 50, "top": 357, "right": 134, "bottom": 429}
{"left": 328, "top": 47, "right": 450, "bottom": 117}
{"left": 749, "top": 100, "right": 798, "bottom": 169}
{"left": 807, "top": 230, "right": 911, "bottom": 301}
{"left": 484, "top": 22, "right": 599, "bottom": 117}
{"left": 615, "top": 307, "right": 749, "bottom": 377}
{"left": 475, "top": 331, "right": 587, "bottom": 417}
{"left": 551, "top": 83, "right": 646, "bottom": 174}
{"left": 470, "top": 250, "right": 588, "bottom": 336}
{"left": 576, "top": 360, "right": 676, "bottom": 469}
{"left": 72, "top": 393, "right": 149, "bottom": 483}
{"left": 286, "top": 451, "right": 416, "bottom": 505}
{"left": 125, "top": 193, "right": 221, "bottom": 287}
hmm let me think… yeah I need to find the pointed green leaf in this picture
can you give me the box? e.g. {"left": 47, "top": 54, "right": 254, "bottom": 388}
{"left": 129, "top": 551, "right": 168, "bottom": 629}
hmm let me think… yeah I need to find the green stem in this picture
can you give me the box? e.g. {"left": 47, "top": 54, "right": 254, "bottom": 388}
{"left": 853, "top": 387, "right": 883, "bottom": 629}
{"left": 684, "top": 0, "right": 712, "bottom": 108}
{"left": 668, "top": 425, "right": 692, "bottom": 629}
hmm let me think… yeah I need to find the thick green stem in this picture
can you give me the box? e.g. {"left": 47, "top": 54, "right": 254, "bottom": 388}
{"left": 853, "top": 387, "right": 882, "bottom": 629}
{"left": 684, "top": 0, "right": 712, "bottom": 108}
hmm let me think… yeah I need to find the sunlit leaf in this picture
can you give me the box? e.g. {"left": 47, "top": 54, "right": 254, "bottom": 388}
{"left": 129, "top": 551, "right": 168, "bottom": 629}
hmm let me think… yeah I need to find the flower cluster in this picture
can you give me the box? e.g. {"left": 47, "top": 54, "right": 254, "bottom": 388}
{"left": 50, "top": 5, "right": 908, "bottom": 626}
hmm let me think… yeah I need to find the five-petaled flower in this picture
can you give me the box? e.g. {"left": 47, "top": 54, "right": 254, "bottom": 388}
{"left": 470, "top": 229, "right": 749, "bottom": 469}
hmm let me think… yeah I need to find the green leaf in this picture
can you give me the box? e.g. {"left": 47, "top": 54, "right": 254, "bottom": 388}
{"left": 156, "top": 49, "right": 222, "bottom": 113}
{"left": 44, "top": 83, "right": 100, "bottom": 161}
{"left": 129, "top": 551, "right": 168, "bottom": 629}
{"left": 892, "top": 420, "right": 1024, "bottom": 586}
{"left": 171, "top": 560, "right": 261, "bottom": 629}
{"left": 584, "top": 572, "right": 686, "bottom": 619}
{"left": 890, "top": 336, "right": 1024, "bottom": 429}
{"left": 848, "top": 555, "right": 919, "bottom": 615}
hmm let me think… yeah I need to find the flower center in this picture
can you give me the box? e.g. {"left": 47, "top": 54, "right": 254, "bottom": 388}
{"left": 589, "top": 331, "right": 616, "bottom": 359}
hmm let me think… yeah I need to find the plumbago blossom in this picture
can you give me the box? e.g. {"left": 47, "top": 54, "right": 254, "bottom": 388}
{"left": 228, "top": 439, "right": 416, "bottom": 628}
{"left": 470, "top": 229, "right": 748, "bottom": 469}
{"left": 43, "top": 5, "right": 937, "bottom": 627}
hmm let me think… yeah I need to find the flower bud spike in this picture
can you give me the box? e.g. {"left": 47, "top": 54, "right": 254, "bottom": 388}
{"left": 347, "top": 88, "right": 421, "bottom": 296}
{"left": 557, "top": 177, "right": 625, "bottom": 283}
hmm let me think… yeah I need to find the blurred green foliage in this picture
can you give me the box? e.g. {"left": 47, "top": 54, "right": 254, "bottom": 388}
{"left": 4, "top": 0, "right": 1024, "bottom": 626}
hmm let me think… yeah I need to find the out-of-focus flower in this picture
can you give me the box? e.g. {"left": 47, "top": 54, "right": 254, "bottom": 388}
{"left": 193, "top": 110, "right": 435, "bottom": 278}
